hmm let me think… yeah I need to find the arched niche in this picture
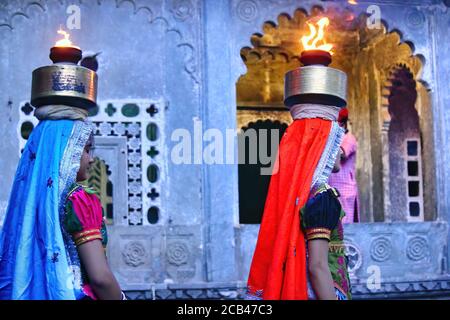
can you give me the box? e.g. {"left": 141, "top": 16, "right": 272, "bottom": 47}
{"left": 238, "top": 120, "right": 288, "bottom": 224}
{"left": 380, "top": 65, "right": 435, "bottom": 222}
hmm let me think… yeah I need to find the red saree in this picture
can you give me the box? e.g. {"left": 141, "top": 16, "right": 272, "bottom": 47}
{"left": 247, "top": 118, "right": 334, "bottom": 300}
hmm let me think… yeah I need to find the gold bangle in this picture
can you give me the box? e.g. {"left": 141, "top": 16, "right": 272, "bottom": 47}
{"left": 73, "top": 228, "right": 101, "bottom": 239}
{"left": 306, "top": 228, "right": 331, "bottom": 241}
{"left": 306, "top": 228, "right": 331, "bottom": 235}
{"left": 306, "top": 233, "right": 331, "bottom": 241}
{"left": 75, "top": 235, "right": 103, "bottom": 246}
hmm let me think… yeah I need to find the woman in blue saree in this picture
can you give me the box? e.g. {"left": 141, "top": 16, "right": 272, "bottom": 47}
{"left": 0, "top": 108, "right": 123, "bottom": 300}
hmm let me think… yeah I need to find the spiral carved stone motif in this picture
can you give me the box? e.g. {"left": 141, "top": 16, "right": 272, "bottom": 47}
{"left": 406, "top": 237, "right": 428, "bottom": 261}
{"left": 370, "top": 237, "right": 392, "bottom": 262}
{"left": 236, "top": 0, "right": 258, "bottom": 22}
{"left": 406, "top": 8, "right": 425, "bottom": 30}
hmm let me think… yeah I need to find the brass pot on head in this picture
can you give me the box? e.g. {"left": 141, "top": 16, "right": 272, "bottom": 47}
{"left": 284, "top": 49, "right": 347, "bottom": 108}
{"left": 31, "top": 30, "right": 97, "bottom": 110}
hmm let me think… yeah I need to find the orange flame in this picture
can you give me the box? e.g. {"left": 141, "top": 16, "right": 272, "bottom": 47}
{"left": 301, "top": 17, "right": 333, "bottom": 54}
{"left": 348, "top": 0, "right": 358, "bottom": 4}
{"left": 54, "top": 27, "right": 80, "bottom": 49}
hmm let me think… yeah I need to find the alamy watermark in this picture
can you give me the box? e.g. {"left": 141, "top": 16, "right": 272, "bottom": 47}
{"left": 170, "top": 120, "right": 281, "bottom": 175}
{"left": 366, "top": 265, "right": 382, "bottom": 290}
{"left": 66, "top": 5, "right": 81, "bottom": 30}
{"left": 366, "top": 5, "right": 382, "bottom": 30}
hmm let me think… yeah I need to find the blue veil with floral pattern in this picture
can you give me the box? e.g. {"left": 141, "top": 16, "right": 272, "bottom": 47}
{"left": 0, "top": 119, "right": 92, "bottom": 299}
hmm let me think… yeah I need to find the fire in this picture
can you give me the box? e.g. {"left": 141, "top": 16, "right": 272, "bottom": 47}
{"left": 348, "top": 0, "right": 358, "bottom": 4}
{"left": 54, "top": 27, "right": 80, "bottom": 49}
{"left": 301, "top": 17, "right": 333, "bottom": 54}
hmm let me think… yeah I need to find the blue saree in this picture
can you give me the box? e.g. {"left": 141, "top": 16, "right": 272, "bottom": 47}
{"left": 0, "top": 119, "right": 93, "bottom": 300}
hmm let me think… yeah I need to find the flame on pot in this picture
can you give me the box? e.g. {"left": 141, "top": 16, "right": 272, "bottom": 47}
{"left": 301, "top": 17, "right": 333, "bottom": 54}
{"left": 54, "top": 27, "right": 80, "bottom": 49}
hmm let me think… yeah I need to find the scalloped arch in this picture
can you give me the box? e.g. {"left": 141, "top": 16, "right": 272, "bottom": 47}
{"left": 0, "top": 0, "right": 198, "bottom": 83}
{"left": 237, "top": 6, "right": 424, "bottom": 108}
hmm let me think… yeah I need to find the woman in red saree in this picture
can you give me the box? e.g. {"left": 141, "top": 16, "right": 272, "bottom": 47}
{"left": 246, "top": 103, "right": 345, "bottom": 300}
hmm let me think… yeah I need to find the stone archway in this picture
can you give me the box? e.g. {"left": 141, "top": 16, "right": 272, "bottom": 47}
{"left": 235, "top": 5, "right": 433, "bottom": 223}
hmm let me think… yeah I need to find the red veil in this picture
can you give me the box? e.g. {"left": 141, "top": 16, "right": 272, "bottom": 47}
{"left": 247, "top": 118, "right": 335, "bottom": 300}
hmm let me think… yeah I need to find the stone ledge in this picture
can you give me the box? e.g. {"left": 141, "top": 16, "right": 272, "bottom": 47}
{"left": 124, "top": 278, "right": 450, "bottom": 300}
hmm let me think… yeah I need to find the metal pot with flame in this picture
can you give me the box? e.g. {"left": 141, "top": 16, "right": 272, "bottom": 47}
{"left": 284, "top": 17, "right": 347, "bottom": 108}
{"left": 31, "top": 28, "right": 97, "bottom": 110}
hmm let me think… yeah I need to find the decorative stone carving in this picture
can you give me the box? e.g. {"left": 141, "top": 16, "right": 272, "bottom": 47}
{"left": 170, "top": 0, "right": 195, "bottom": 21}
{"left": 0, "top": 0, "right": 198, "bottom": 83}
{"left": 113, "top": 122, "right": 126, "bottom": 136}
{"left": 129, "top": 153, "right": 141, "bottom": 166}
{"left": 344, "top": 241, "right": 362, "bottom": 275}
{"left": 18, "top": 99, "right": 165, "bottom": 226}
{"left": 122, "top": 241, "right": 147, "bottom": 267}
{"left": 129, "top": 181, "right": 141, "bottom": 194}
{"left": 129, "top": 166, "right": 141, "bottom": 180}
{"left": 237, "top": 110, "right": 292, "bottom": 130}
{"left": 129, "top": 137, "right": 141, "bottom": 150}
{"left": 406, "top": 236, "right": 429, "bottom": 261}
{"left": 99, "top": 122, "right": 112, "bottom": 136}
{"left": 236, "top": 0, "right": 259, "bottom": 22}
{"left": 370, "top": 236, "right": 392, "bottom": 262}
{"left": 128, "top": 212, "right": 142, "bottom": 226}
{"left": 406, "top": 8, "right": 426, "bottom": 30}
{"left": 167, "top": 241, "right": 190, "bottom": 266}
{"left": 129, "top": 196, "right": 142, "bottom": 210}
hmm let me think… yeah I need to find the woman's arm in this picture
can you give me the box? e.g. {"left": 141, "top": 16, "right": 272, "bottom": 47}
{"left": 308, "top": 239, "right": 336, "bottom": 300}
{"left": 301, "top": 189, "right": 342, "bottom": 300}
{"left": 77, "top": 240, "right": 122, "bottom": 300}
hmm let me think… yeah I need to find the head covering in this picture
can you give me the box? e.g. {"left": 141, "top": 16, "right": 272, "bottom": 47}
{"left": 34, "top": 105, "right": 88, "bottom": 121}
{"left": 246, "top": 106, "right": 344, "bottom": 300}
{"left": 0, "top": 118, "right": 93, "bottom": 299}
{"left": 338, "top": 108, "right": 349, "bottom": 123}
{"left": 289, "top": 104, "right": 341, "bottom": 121}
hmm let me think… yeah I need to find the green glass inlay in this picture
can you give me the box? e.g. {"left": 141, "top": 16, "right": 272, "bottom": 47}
{"left": 21, "top": 121, "right": 34, "bottom": 140}
{"left": 122, "top": 103, "right": 140, "bottom": 117}
{"left": 147, "top": 207, "right": 159, "bottom": 224}
{"left": 146, "top": 123, "right": 159, "bottom": 141}
{"left": 147, "top": 164, "right": 159, "bottom": 183}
